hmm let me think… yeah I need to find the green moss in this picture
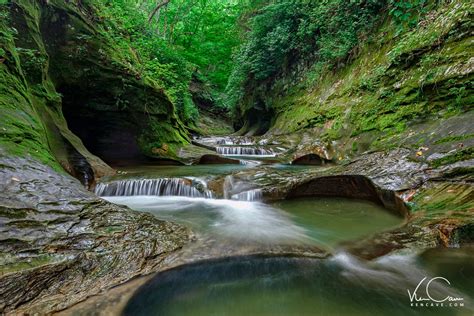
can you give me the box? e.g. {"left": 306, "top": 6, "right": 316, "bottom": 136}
{"left": 0, "top": 4, "right": 62, "bottom": 170}
{"left": 7, "top": 220, "right": 45, "bottom": 228}
{"left": 0, "top": 207, "right": 29, "bottom": 219}
{"left": 430, "top": 148, "right": 474, "bottom": 168}
{"left": 0, "top": 254, "right": 62, "bottom": 274}
{"left": 1, "top": 0, "right": 193, "bottom": 172}
{"left": 434, "top": 134, "right": 474, "bottom": 145}
{"left": 411, "top": 183, "right": 474, "bottom": 217}
{"left": 241, "top": 0, "right": 473, "bottom": 160}
{"left": 101, "top": 225, "right": 125, "bottom": 234}
{"left": 351, "top": 141, "right": 358, "bottom": 153}
{"left": 441, "top": 166, "right": 474, "bottom": 179}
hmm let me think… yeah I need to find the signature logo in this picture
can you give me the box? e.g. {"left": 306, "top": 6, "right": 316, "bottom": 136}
{"left": 408, "top": 277, "right": 464, "bottom": 307}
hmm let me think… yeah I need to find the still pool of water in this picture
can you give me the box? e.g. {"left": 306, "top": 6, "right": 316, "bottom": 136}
{"left": 105, "top": 196, "right": 402, "bottom": 247}
{"left": 273, "top": 197, "right": 403, "bottom": 247}
{"left": 123, "top": 251, "right": 473, "bottom": 316}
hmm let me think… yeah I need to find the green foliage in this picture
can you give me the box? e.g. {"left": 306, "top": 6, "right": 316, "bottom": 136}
{"left": 94, "top": 0, "right": 196, "bottom": 124}
{"left": 0, "top": 9, "right": 16, "bottom": 44}
{"left": 15, "top": 47, "right": 46, "bottom": 83}
{"left": 226, "top": 0, "right": 387, "bottom": 110}
{"left": 149, "top": 0, "right": 243, "bottom": 90}
{"left": 389, "top": 0, "right": 427, "bottom": 33}
{"left": 93, "top": 0, "right": 245, "bottom": 123}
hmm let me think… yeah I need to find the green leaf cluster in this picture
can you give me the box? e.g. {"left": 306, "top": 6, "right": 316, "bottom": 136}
{"left": 93, "top": 0, "right": 245, "bottom": 123}
{"left": 226, "top": 0, "right": 387, "bottom": 109}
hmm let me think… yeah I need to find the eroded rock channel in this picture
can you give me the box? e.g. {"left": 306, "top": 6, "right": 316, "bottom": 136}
{"left": 58, "top": 135, "right": 473, "bottom": 315}
{"left": 1, "top": 0, "right": 473, "bottom": 314}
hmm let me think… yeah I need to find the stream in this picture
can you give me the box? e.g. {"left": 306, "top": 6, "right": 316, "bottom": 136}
{"left": 95, "top": 137, "right": 473, "bottom": 316}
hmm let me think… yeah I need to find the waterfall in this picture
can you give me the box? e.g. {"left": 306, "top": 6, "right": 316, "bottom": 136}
{"left": 216, "top": 139, "right": 234, "bottom": 145}
{"left": 223, "top": 175, "right": 262, "bottom": 201}
{"left": 231, "top": 189, "right": 262, "bottom": 201}
{"left": 216, "top": 138, "right": 253, "bottom": 146}
{"left": 216, "top": 146, "right": 275, "bottom": 157}
{"left": 95, "top": 178, "right": 213, "bottom": 198}
{"left": 223, "top": 175, "right": 234, "bottom": 200}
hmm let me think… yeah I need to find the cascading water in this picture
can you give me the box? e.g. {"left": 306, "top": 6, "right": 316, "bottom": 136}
{"left": 95, "top": 178, "right": 213, "bottom": 198}
{"left": 231, "top": 189, "right": 262, "bottom": 201}
{"left": 216, "top": 139, "right": 234, "bottom": 145}
{"left": 216, "top": 146, "right": 275, "bottom": 157}
{"left": 89, "top": 147, "right": 471, "bottom": 316}
{"left": 104, "top": 196, "right": 309, "bottom": 244}
{"left": 222, "top": 175, "right": 263, "bottom": 201}
{"left": 223, "top": 175, "right": 234, "bottom": 200}
{"left": 96, "top": 174, "right": 261, "bottom": 202}
{"left": 216, "top": 138, "right": 253, "bottom": 146}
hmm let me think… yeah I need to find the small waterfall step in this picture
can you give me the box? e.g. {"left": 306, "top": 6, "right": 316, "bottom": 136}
{"left": 95, "top": 178, "right": 213, "bottom": 198}
{"left": 216, "top": 146, "right": 275, "bottom": 157}
{"left": 231, "top": 189, "right": 263, "bottom": 201}
{"left": 193, "top": 136, "right": 256, "bottom": 149}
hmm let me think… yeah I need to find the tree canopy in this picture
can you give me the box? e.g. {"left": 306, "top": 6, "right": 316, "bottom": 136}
{"left": 96, "top": 0, "right": 433, "bottom": 123}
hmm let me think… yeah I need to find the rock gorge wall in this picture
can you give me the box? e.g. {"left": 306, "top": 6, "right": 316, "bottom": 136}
{"left": 1, "top": 0, "right": 190, "bottom": 186}
{"left": 236, "top": 1, "right": 473, "bottom": 164}
{"left": 0, "top": 1, "right": 192, "bottom": 313}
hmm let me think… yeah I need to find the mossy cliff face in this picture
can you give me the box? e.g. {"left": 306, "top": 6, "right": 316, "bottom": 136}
{"left": 0, "top": 1, "right": 192, "bottom": 313}
{"left": 237, "top": 1, "right": 473, "bottom": 164}
{"left": 1, "top": 0, "right": 190, "bottom": 186}
{"left": 226, "top": 1, "right": 474, "bottom": 260}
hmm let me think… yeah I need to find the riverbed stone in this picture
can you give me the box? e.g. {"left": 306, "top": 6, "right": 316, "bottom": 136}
{"left": 0, "top": 153, "right": 191, "bottom": 314}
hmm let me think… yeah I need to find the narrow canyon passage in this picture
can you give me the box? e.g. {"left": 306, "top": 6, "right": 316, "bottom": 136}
{"left": 1, "top": 0, "right": 472, "bottom": 314}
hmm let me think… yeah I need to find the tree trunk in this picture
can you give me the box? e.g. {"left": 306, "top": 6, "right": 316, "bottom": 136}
{"left": 148, "top": 0, "right": 171, "bottom": 23}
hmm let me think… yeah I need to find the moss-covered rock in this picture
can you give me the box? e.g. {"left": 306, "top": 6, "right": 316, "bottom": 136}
{"left": 236, "top": 1, "right": 473, "bottom": 158}
{"left": 0, "top": 1, "right": 194, "bottom": 313}
{"left": 1, "top": 0, "right": 192, "bottom": 187}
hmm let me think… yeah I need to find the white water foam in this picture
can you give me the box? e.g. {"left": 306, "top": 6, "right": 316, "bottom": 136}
{"left": 95, "top": 178, "right": 213, "bottom": 198}
{"left": 104, "top": 196, "right": 310, "bottom": 244}
{"left": 216, "top": 146, "right": 275, "bottom": 157}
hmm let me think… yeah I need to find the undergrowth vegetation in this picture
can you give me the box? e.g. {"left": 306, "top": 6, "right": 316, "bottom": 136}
{"left": 227, "top": 0, "right": 472, "bottom": 140}
{"left": 93, "top": 0, "right": 245, "bottom": 124}
{"left": 226, "top": 0, "right": 439, "bottom": 110}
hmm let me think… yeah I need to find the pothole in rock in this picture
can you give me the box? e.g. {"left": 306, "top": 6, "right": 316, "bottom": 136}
{"left": 122, "top": 253, "right": 473, "bottom": 316}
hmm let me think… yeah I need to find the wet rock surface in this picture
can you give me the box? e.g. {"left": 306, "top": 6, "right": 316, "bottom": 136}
{"left": 291, "top": 153, "right": 331, "bottom": 165}
{"left": 59, "top": 235, "right": 330, "bottom": 316}
{"left": 2, "top": 140, "right": 472, "bottom": 314}
{"left": 205, "top": 146, "right": 472, "bottom": 258}
{"left": 175, "top": 143, "right": 217, "bottom": 164}
{"left": 0, "top": 153, "right": 191, "bottom": 314}
{"left": 0, "top": 0, "right": 472, "bottom": 314}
